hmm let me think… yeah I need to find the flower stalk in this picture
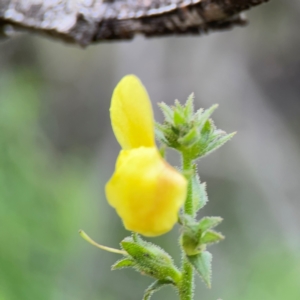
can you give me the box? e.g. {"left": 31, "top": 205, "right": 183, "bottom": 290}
{"left": 179, "top": 153, "right": 195, "bottom": 300}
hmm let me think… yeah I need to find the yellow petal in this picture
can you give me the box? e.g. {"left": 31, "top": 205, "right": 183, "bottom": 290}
{"left": 105, "top": 147, "right": 187, "bottom": 237}
{"left": 110, "top": 75, "right": 155, "bottom": 149}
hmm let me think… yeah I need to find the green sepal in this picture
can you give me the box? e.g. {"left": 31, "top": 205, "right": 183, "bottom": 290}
{"left": 183, "top": 93, "right": 194, "bottom": 121}
{"left": 198, "top": 217, "right": 223, "bottom": 233}
{"left": 178, "top": 127, "right": 199, "bottom": 148}
{"left": 158, "top": 144, "right": 167, "bottom": 158}
{"left": 155, "top": 122, "right": 181, "bottom": 150}
{"left": 180, "top": 215, "right": 223, "bottom": 255}
{"left": 191, "top": 172, "right": 208, "bottom": 214}
{"left": 111, "top": 257, "right": 135, "bottom": 270}
{"left": 189, "top": 130, "right": 235, "bottom": 160}
{"left": 203, "top": 132, "right": 236, "bottom": 156}
{"left": 155, "top": 123, "right": 168, "bottom": 145}
{"left": 158, "top": 102, "right": 174, "bottom": 123}
{"left": 156, "top": 97, "right": 235, "bottom": 161}
{"left": 173, "top": 107, "right": 186, "bottom": 126}
{"left": 180, "top": 233, "right": 205, "bottom": 256}
{"left": 142, "top": 279, "right": 173, "bottom": 300}
{"left": 195, "top": 104, "right": 218, "bottom": 133}
{"left": 199, "top": 119, "right": 215, "bottom": 144}
{"left": 201, "top": 230, "right": 225, "bottom": 245}
{"left": 180, "top": 215, "right": 203, "bottom": 256}
{"left": 202, "top": 118, "right": 216, "bottom": 135}
{"left": 120, "top": 236, "right": 181, "bottom": 283}
{"left": 187, "top": 251, "right": 212, "bottom": 288}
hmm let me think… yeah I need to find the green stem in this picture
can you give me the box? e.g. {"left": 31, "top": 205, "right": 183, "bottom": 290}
{"left": 179, "top": 152, "right": 194, "bottom": 300}
{"left": 182, "top": 153, "right": 193, "bottom": 216}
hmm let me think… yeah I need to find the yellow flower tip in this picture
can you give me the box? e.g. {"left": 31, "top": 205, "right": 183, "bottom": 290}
{"left": 110, "top": 75, "right": 155, "bottom": 150}
{"left": 105, "top": 147, "right": 187, "bottom": 237}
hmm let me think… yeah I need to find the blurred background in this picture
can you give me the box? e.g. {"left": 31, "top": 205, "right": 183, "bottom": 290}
{"left": 1, "top": 1, "right": 300, "bottom": 299}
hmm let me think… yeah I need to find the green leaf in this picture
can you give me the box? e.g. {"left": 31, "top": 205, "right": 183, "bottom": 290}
{"left": 195, "top": 104, "right": 218, "bottom": 133}
{"left": 120, "top": 236, "right": 181, "bottom": 282}
{"left": 199, "top": 182, "right": 208, "bottom": 211}
{"left": 121, "top": 237, "right": 151, "bottom": 258}
{"left": 187, "top": 251, "right": 212, "bottom": 288}
{"left": 178, "top": 127, "right": 199, "bottom": 148}
{"left": 174, "top": 99, "right": 183, "bottom": 110}
{"left": 184, "top": 93, "right": 194, "bottom": 120}
{"left": 173, "top": 109, "right": 185, "bottom": 126}
{"left": 208, "top": 129, "right": 226, "bottom": 141}
{"left": 191, "top": 173, "right": 208, "bottom": 213}
{"left": 173, "top": 99, "right": 186, "bottom": 126}
{"left": 204, "top": 132, "right": 236, "bottom": 156}
{"left": 143, "top": 280, "right": 173, "bottom": 300}
{"left": 158, "top": 102, "right": 174, "bottom": 123}
{"left": 191, "top": 173, "right": 201, "bottom": 214}
{"left": 181, "top": 215, "right": 206, "bottom": 255}
{"left": 111, "top": 258, "right": 135, "bottom": 270}
{"left": 194, "top": 108, "right": 203, "bottom": 122}
{"left": 201, "top": 230, "right": 225, "bottom": 245}
{"left": 198, "top": 217, "right": 223, "bottom": 233}
{"left": 201, "top": 119, "right": 213, "bottom": 136}
{"left": 155, "top": 124, "right": 168, "bottom": 144}
{"left": 155, "top": 122, "right": 165, "bottom": 132}
{"left": 158, "top": 145, "right": 166, "bottom": 158}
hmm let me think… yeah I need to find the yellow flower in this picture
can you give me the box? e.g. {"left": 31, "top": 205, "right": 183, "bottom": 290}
{"left": 105, "top": 75, "right": 187, "bottom": 237}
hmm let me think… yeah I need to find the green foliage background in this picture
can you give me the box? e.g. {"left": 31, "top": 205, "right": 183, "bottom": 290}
{"left": 0, "top": 73, "right": 89, "bottom": 300}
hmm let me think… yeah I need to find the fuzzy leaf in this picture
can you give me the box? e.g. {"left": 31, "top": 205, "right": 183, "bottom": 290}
{"left": 198, "top": 217, "right": 223, "bottom": 233}
{"left": 196, "top": 104, "right": 218, "bottom": 133}
{"left": 187, "top": 251, "right": 212, "bottom": 288}
{"left": 204, "top": 132, "right": 236, "bottom": 156}
{"left": 158, "top": 145, "right": 166, "bottom": 158}
{"left": 208, "top": 129, "right": 226, "bottom": 142}
{"left": 184, "top": 93, "right": 194, "bottom": 120}
{"left": 120, "top": 236, "right": 181, "bottom": 282}
{"left": 174, "top": 99, "right": 183, "bottom": 110}
{"left": 158, "top": 102, "right": 174, "bottom": 123}
{"left": 199, "top": 182, "right": 208, "bottom": 211}
{"left": 178, "top": 127, "right": 199, "bottom": 148}
{"left": 121, "top": 237, "right": 151, "bottom": 258}
{"left": 191, "top": 173, "right": 208, "bottom": 213}
{"left": 194, "top": 108, "right": 204, "bottom": 122}
{"left": 191, "top": 173, "right": 201, "bottom": 214}
{"left": 143, "top": 280, "right": 173, "bottom": 300}
{"left": 111, "top": 258, "right": 135, "bottom": 270}
{"left": 201, "top": 119, "right": 213, "bottom": 137}
{"left": 201, "top": 230, "right": 225, "bottom": 245}
{"left": 181, "top": 215, "right": 205, "bottom": 255}
{"left": 155, "top": 124, "right": 168, "bottom": 144}
{"left": 173, "top": 109, "right": 185, "bottom": 126}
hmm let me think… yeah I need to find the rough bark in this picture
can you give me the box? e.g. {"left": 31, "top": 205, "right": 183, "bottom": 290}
{"left": 0, "top": 0, "right": 269, "bottom": 47}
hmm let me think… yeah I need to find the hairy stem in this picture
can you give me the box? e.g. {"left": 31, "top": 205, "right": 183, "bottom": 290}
{"left": 179, "top": 152, "right": 194, "bottom": 300}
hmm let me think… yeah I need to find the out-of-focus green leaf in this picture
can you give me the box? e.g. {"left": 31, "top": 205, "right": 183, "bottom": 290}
{"left": 201, "top": 230, "right": 225, "bottom": 245}
{"left": 142, "top": 279, "right": 173, "bottom": 300}
{"left": 187, "top": 251, "right": 212, "bottom": 288}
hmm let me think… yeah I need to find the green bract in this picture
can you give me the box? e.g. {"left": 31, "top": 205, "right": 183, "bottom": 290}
{"left": 118, "top": 235, "right": 181, "bottom": 283}
{"left": 156, "top": 95, "right": 236, "bottom": 160}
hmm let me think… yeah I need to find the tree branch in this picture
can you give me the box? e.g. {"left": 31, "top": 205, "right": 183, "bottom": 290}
{"left": 0, "top": 0, "right": 269, "bottom": 47}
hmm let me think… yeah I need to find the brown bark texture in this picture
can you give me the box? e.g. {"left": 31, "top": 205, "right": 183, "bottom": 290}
{"left": 0, "top": 0, "right": 269, "bottom": 46}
